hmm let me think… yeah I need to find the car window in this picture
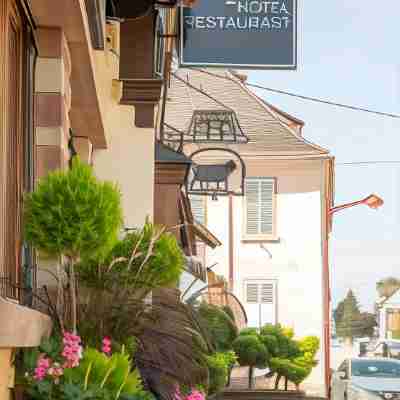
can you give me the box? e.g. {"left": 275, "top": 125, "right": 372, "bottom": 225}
{"left": 351, "top": 360, "right": 400, "bottom": 378}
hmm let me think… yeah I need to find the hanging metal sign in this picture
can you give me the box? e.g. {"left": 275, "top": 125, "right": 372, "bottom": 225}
{"left": 179, "top": 0, "right": 297, "bottom": 69}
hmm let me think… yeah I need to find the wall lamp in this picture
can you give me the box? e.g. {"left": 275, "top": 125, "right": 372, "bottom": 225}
{"left": 329, "top": 194, "right": 384, "bottom": 215}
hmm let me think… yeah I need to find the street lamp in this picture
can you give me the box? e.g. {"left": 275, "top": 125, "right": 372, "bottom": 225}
{"left": 329, "top": 194, "right": 384, "bottom": 215}
{"left": 325, "top": 193, "right": 383, "bottom": 398}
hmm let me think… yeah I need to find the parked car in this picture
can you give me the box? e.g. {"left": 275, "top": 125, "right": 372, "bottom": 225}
{"left": 332, "top": 358, "right": 400, "bottom": 400}
{"left": 368, "top": 340, "right": 400, "bottom": 359}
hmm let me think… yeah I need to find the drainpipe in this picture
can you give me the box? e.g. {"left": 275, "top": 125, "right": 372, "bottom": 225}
{"left": 229, "top": 194, "right": 234, "bottom": 291}
{"left": 323, "top": 225, "right": 331, "bottom": 399}
{"left": 323, "top": 160, "right": 332, "bottom": 399}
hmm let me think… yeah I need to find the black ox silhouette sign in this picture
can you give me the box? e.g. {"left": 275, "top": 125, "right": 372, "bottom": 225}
{"left": 190, "top": 160, "right": 237, "bottom": 192}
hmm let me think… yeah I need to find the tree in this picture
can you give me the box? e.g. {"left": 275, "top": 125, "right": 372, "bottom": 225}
{"left": 258, "top": 325, "right": 320, "bottom": 391}
{"left": 232, "top": 333, "right": 269, "bottom": 388}
{"left": 24, "top": 158, "right": 123, "bottom": 332}
{"left": 334, "top": 290, "right": 376, "bottom": 344}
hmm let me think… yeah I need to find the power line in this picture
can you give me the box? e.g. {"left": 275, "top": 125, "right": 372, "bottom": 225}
{"left": 245, "top": 82, "right": 400, "bottom": 119}
{"left": 188, "top": 68, "right": 400, "bottom": 119}
{"left": 337, "top": 160, "right": 400, "bottom": 166}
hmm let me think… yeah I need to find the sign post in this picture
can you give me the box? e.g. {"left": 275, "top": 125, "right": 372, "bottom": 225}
{"left": 180, "top": 0, "right": 297, "bottom": 69}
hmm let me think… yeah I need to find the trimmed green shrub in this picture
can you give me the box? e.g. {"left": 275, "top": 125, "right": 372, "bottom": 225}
{"left": 23, "top": 157, "right": 123, "bottom": 331}
{"left": 259, "top": 324, "right": 319, "bottom": 390}
{"left": 24, "top": 157, "right": 122, "bottom": 260}
{"left": 232, "top": 334, "right": 269, "bottom": 388}
{"left": 197, "top": 303, "right": 238, "bottom": 352}
{"left": 238, "top": 328, "right": 259, "bottom": 337}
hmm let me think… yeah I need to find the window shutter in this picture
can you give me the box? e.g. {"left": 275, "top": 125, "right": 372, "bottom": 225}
{"left": 260, "top": 283, "right": 274, "bottom": 304}
{"left": 245, "top": 180, "right": 259, "bottom": 235}
{"left": 189, "top": 195, "right": 206, "bottom": 225}
{"left": 246, "top": 283, "right": 259, "bottom": 303}
{"left": 245, "top": 178, "right": 275, "bottom": 236}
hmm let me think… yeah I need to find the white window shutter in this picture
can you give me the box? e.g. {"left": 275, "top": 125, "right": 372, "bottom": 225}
{"left": 246, "top": 283, "right": 259, "bottom": 303}
{"left": 260, "top": 180, "right": 274, "bottom": 235}
{"left": 260, "top": 283, "right": 274, "bottom": 304}
{"left": 189, "top": 195, "right": 206, "bottom": 225}
{"left": 245, "top": 180, "right": 260, "bottom": 235}
{"left": 245, "top": 178, "right": 275, "bottom": 236}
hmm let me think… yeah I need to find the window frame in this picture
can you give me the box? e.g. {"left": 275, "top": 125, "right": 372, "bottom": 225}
{"left": 243, "top": 279, "right": 278, "bottom": 328}
{"left": 242, "top": 176, "right": 278, "bottom": 242}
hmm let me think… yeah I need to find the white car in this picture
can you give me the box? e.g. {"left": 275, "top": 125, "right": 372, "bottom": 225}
{"left": 332, "top": 358, "right": 400, "bottom": 400}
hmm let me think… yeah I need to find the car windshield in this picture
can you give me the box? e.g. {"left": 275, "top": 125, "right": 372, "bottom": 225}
{"left": 352, "top": 360, "right": 400, "bottom": 378}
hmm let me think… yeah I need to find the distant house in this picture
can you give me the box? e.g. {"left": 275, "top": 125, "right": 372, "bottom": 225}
{"left": 377, "top": 289, "right": 400, "bottom": 339}
{"left": 164, "top": 68, "right": 335, "bottom": 396}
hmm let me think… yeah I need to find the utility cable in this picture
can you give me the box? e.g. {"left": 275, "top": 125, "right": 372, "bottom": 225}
{"left": 337, "top": 160, "right": 400, "bottom": 166}
{"left": 189, "top": 67, "right": 400, "bottom": 119}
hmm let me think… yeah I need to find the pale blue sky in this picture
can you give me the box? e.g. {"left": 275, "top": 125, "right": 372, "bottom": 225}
{"left": 245, "top": 0, "right": 400, "bottom": 311}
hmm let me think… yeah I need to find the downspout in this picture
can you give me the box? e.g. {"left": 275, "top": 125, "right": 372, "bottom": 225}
{"left": 323, "top": 158, "right": 334, "bottom": 399}
{"left": 229, "top": 194, "right": 234, "bottom": 291}
{"left": 323, "top": 217, "right": 331, "bottom": 398}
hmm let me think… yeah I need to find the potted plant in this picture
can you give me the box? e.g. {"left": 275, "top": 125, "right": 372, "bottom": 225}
{"left": 22, "top": 331, "right": 154, "bottom": 400}
{"left": 23, "top": 157, "right": 123, "bottom": 332}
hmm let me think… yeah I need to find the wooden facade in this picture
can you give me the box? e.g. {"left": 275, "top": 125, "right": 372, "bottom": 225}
{"left": 0, "top": 0, "right": 36, "bottom": 301}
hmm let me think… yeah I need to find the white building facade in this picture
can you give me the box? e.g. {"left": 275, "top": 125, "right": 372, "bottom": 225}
{"left": 164, "top": 68, "right": 335, "bottom": 397}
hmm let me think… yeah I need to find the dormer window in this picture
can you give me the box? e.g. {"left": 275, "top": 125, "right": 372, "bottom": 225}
{"left": 190, "top": 110, "right": 248, "bottom": 143}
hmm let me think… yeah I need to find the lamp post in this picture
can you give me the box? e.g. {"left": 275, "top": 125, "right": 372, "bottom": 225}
{"left": 325, "top": 193, "right": 384, "bottom": 398}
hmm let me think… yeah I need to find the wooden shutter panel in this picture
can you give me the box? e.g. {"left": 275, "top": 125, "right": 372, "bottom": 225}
{"left": 245, "top": 178, "right": 275, "bottom": 236}
{"left": 189, "top": 195, "right": 206, "bottom": 225}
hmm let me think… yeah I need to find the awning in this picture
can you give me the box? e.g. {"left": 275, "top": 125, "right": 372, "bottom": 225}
{"left": 191, "top": 220, "right": 221, "bottom": 249}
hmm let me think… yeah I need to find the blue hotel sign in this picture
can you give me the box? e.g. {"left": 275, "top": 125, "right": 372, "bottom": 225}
{"left": 179, "top": 0, "right": 297, "bottom": 69}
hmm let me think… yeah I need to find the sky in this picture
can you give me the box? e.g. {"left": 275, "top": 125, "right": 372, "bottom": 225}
{"left": 244, "top": 0, "right": 400, "bottom": 311}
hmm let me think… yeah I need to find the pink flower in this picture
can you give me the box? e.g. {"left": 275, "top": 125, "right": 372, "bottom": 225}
{"left": 187, "top": 391, "right": 205, "bottom": 400}
{"left": 33, "top": 356, "right": 51, "bottom": 381}
{"left": 102, "top": 337, "right": 112, "bottom": 355}
{"left": 61, "top": 331, "right": 82, "bottom": 368}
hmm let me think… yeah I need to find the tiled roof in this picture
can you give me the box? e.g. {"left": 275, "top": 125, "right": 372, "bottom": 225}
{"left": 164, "top": 68, "right": 330, "bottom": 158}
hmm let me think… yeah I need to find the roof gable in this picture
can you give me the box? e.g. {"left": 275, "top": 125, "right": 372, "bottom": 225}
{"left": 164, "top": 68, "right": 330, "bottom": 158}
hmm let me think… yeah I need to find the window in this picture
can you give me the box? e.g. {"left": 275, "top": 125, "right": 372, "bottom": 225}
{"left": 244, "top": 280, "right": 277, "bottom": 328}
{"left": 0, "top": 0, "right": 36, "bottom": 301}
{"left": 189, "top": 195, "right": 206, "bottom": 225}
{"left": 244, "top": 177, "right": 276, "bottom": 240}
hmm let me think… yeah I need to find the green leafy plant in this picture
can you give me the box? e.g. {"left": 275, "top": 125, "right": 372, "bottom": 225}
{"left": 232, "top": 333, "right": 269, "bottom": 388}
{"left": 77, "top": 222, "right": 184, "bottom": 295}
{"left": 205, "top": 351, "right": 236, "bottom": 394}
{"left": 24, "top": 158, "right": 122, "bottom": 331}
{"left": 197, "top": 303, "right": 238, "bottom": 352}
{"left": 23, "top": 331, "right": 154, "bottom": 400}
